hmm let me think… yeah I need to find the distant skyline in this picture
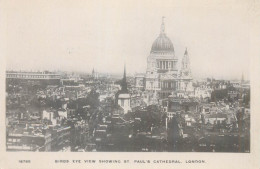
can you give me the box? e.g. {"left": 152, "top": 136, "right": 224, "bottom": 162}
{"left": 4, "top": 0, "right": 252, "bottom": 80}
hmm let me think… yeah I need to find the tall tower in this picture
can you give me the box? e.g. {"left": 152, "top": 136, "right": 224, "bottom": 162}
{"left": 180, "top": 48, "right": 192, "bottom": 79}
{"left": 241, "top": 73, "right": 245, "bottom": 83}
{"left": 92, "top": 68, "right": 95, "bottom": 76}
{"left": 179, "top": 48, "right": 193, "bottom": 92}
{"left": 116, "top": 65, "right": 131, "bottom": 114}
{"left": 121, "top": 64, "right": 128, "bottom": 92}
{"left": 92, "top": 68, "right": 98, "bottom": 79}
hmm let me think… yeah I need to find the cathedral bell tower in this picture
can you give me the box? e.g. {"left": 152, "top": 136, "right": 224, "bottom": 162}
{"left": 180, "top": 48, "right": 192, "bottom": 78}
{"left": 179, "top": 48, "right": 193, "bottom": 92}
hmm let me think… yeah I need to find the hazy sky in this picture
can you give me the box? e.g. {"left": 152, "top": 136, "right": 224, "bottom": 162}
{"left": 4, "top": 0, "right": 255, "bottom": 80}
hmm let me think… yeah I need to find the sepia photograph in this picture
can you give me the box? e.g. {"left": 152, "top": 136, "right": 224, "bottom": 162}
{"left": 4, "top": 2, "right": 251, "bottom": 153}
{"left": 1, "top": 0, "right": 260, "bottom": 168}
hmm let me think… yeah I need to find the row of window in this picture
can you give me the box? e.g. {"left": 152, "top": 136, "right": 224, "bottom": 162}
{"left": 8, "top": 138, "right": 21, "bottom": 143}
{"left": 148, "top": 81, "right": 178, "bottom": 89}
{"left": 159, "top": 81, "right": 177, "bottom": 89}
{"left": 158, "top": 92, "right": 171, "bottom": 98}
{"left": 7, "top": 74, "right": 60, "bottom": 79}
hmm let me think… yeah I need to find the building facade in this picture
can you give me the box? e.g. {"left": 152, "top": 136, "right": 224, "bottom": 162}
{"left": 136, "top": 18, "right": 193, "bottom": 103}
{"left": 6, "top": 71, "right": 61, "bottom": 86}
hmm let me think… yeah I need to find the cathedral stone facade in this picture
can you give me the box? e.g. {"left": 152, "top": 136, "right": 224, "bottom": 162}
{"left": 136, "top": 18, "right": 193, "bottom": 102}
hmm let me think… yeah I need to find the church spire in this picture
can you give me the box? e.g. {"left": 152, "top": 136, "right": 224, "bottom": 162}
{"left": 184, "top": 47, "right": 188, "bottom": 55}
{"left": 124, "top": 63, "right": 126, "bottom": 80}
{"left": 160, "top": 16, "right": 165, "bottom": 34}
{"left": 241, "top": 72, "right": 245, "bottom": 83}
{"left": 92, "top": 68, "right": 95, "bottom": 78}
{"left": 121, "top": 64, "right": 128, "bottom": 92}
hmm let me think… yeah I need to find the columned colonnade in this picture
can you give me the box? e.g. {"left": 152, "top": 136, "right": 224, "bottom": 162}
{"left": 157, "top": 60, "right": 176, "bottom": 69}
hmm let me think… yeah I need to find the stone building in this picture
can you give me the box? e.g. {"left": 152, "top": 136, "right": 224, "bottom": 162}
{"left": 135, "top": 17, "right": 193, "bottom": 103}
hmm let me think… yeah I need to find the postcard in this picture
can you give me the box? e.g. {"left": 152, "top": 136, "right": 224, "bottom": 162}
{"left": 1, "top": 0, "right": 260, "bottom": 168}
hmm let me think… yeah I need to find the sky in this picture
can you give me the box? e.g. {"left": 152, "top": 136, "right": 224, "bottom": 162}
{"left": 3, "top": 0, "right": 256, "bottom": 80}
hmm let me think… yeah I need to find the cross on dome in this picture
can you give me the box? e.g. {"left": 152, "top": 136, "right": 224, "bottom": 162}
{"left": 161, "top": 16, "right": 166, "bottom": 34}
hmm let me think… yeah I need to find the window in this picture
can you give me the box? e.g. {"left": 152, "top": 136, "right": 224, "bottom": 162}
{"left": 121, "top": 99, "right": 124, "bottom": 106}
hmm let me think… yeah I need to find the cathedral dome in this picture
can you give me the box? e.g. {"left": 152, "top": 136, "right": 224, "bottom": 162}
{"left": 151, "top": 34, "right": 174, "bottom": 53}
{"left": 151, "top": 17, "right": 174, "bottom": 53}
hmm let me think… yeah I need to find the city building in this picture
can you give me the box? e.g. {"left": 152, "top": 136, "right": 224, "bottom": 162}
{"left": 164, "top": 97, "right": 200, "bottom": 119}
{"left": 92, "top": 68, "right": 99, "bottom": 79}
{"left": 194, "top": 85, "right": 213, "bottom": 99}
{"left": 7, "top": 124, "right": 52, "bottom": 152}
{"left": 134, "top": 74, "right": 145, "bottom": 90}
{"left": 135, "top": 17, "right": 193, "bottom": 103}
{"left": 6, "top": 71, "right": 61, "bottom": 86}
